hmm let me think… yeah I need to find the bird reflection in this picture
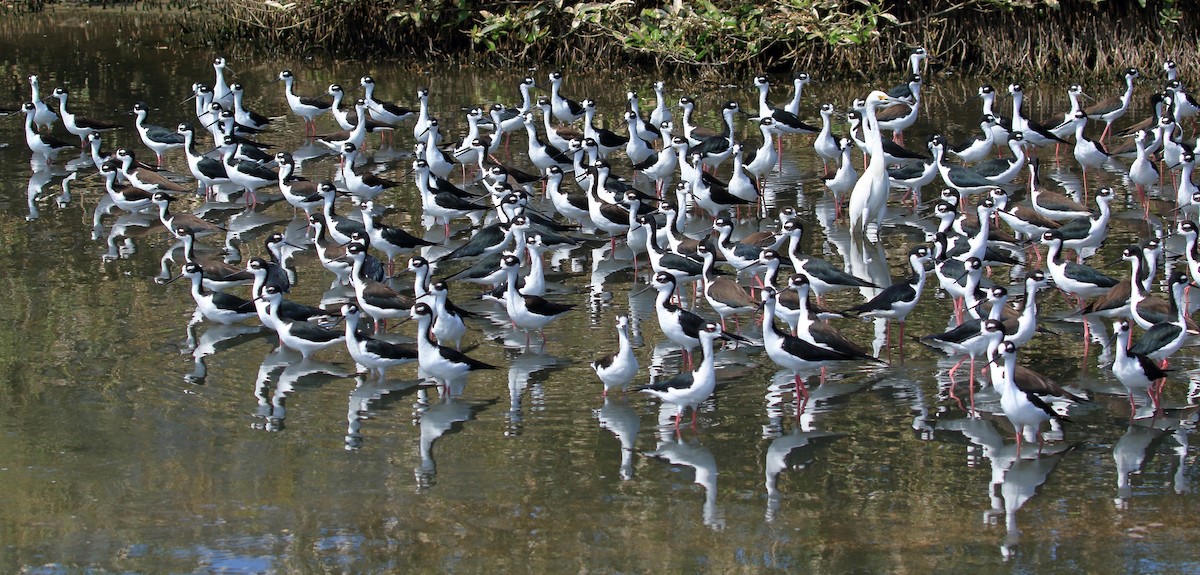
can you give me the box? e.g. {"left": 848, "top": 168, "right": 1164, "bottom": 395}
{"left": 181, "top": 311, "right": 267, "bottom": 384}
{"left": 997, "top": 446, "right": 1072, "bottom": 559}
{"left": 936, "top": 414, "right": 1073, "bottom": 557}
{"left": 414, "top": 388, "right": 497, "bottom": 489}
{"left": 764, "top": 420, "right": 841, "bottom": 523}
{"left": 24, "top": 166, "right": 57, "bottom": 221}
{"left": 505, "top": 349, "right": 566, "bottom": 436}
{"left": 645, "top": 428, "right": 724, "bottom": 530}
{"left": 345, "top": 375, "right": 423, "bottom": 451}
{"left": 1113, "top": 422, "right": 1169, "bottom": 506}
{"left": 253, "top": 346, "right": 354, "bottom": 432}
{"left": 595, "top": 395, "right": 640, "bottom": 480}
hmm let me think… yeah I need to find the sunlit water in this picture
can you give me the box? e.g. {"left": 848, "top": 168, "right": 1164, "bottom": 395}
{"left": 1, "top": 8, "right": 1199, "bottom": 574}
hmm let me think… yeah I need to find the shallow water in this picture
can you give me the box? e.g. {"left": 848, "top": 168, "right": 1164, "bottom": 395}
{"left": 1, "top": 7, "right": 1200, "bottom": 574}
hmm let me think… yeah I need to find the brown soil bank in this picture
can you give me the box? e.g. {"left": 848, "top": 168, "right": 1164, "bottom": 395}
{"left": 20, "top": 0, "right": 1199, "bottom": 80}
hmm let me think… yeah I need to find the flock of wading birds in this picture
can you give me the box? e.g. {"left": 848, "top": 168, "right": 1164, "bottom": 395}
{"left": 10, "top": 48, "right": 1200, "bottom": 453}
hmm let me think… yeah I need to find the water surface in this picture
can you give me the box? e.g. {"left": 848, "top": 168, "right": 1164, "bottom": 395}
{"left": 1, "top": 7, "right": 1199, "bottom": 574}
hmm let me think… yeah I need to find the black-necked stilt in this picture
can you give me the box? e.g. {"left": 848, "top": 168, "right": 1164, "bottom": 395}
{"left": 726, "top": 144, "right": 761, "bottom": 205}
{"left": 876, "top": 75, "right": 922, "bottom": 142}
{"left": 26, "top": 75, "right": 58, "bottom": 130}
{"left": 989, "top": 339, "right": 1074, "bottom": 454}
{"left": 544, "top": 165, "right": 592, "bottom": 227}
{"left": 929, "top": 137, "right": 1017, "bottom": 198}
{"left": 274, "top": 152, "right": 323, "bottom": 214}
{"left": 637, "top": 214, "right": 705, "bottom": 283}
{"left": 496, "top": 76, "right": 537, "bottom": 131}
{"left": 316, "top": 94, "right": 375, "bottom": 151}
{"left": 246, "top": 256, "right": 334, "bottom": 329}
{"left": 752, "top": 75, "right": 819, "bottom": 138}
{"left": 990, "top": 185, "right": 1061, "bottom": 245}
{"left": 889, "top": 48, "right": 927, "bottom": 99}
{"left": 697, "top": 243, "right": 758, "bottom": 332}
{"left": 519, "top": 112, "right": 574, "bottom": 173}
{"left": 948, "top": 115, "right": 998, "bottom": 164}
{"left": 635, "top": 321, "right": 727, "bottom": 428}
{"left": 337, "top": 143, "right": 397, "bottom": 201}
{"left": 169, "top": 262, "right": 257, "bottom": 325}
{"left": 262, "top": 232, "right": 299, "bottom": 292}
{"left": 592, "top": 315, "right": 639, "bottom": 396}
{"left": 1128, "top": 271, "right": 1194, "bottom": 365}
{"left": 176, "top": 124, "right": 229, "bottom": 194}
{"left": 1069, "top": 111, "right": 1111, "bottom": 191}
{"left": 176, "top": 226, "right": 254, "bottom": 292}
{"left": 341, "top": 303, "right": 418, "bottom": 380}
{"left": 498, "top": 254, "right": 574, "bottom": 342}
{"left": 426, "top": 279, "right": 474, "bottom": 349}
{"left": 1028, "top": 159, "right": 1091, "bottom": 221}
{"left": 277, "top": 70, "right": 331, "bottom": 136}
{"left": 786, "top": 274, "right": 878, "bottom": 361}
{"left": 98, "top": 162, "right": 154, "bottom": 212}
{"left": 359, "top": 200, "right": 436, "bottom": 271}
{"left": 360, "top": 76, "right": 415, "bottom": 128}
{"left": 151, "top": 192, "right": 223, "bottom": 238}
{"left": 227, "top": 83, "right": 271, "bottom": 131}
{"left": 973, "top": 131, "right": 1027, "bottom": 185}
{"left": 650, "top": 80, "right": 673, "bottom": 127}
{"left": 86, "top": 132, "right": 120, "bottom": 174}
{"left": 712, "top": 216, "right": 767, "bottom": 274}
{"left": 633, "top": 135, "right": 681, "bottom": 194}
{"left": 257, "top": 285, "right": 344, "bottom": 359}
{"left": 623, "top": 109, "right": 656, "bottom": 166}
{"left": 842, "top": 245, "right": 933, "bottom": 349}
{"left": 1085, "top": 68, "right": 1138, "bottom": 142}
{"left": 211, "top": 57, "right": 234, "bottom": 102}
{"left": 416, "top": 122, "right": 458, "bottom": 179}
{"left": 1007, "top": 271, "right": 1050, "bottom": 348}
{"left": 131, "top": 102, "right": 184, "bottom": 165}
{"left": 1111, "top": 319, "right": 1171, "bottom": 414}
{"left": 824, "top": 137, "right": 858, "bottom": 206}
{"left": 20, "top": 102, "right": 76, "bottom": 159}
{"left": 1055, "top": 187, "right": 1113, "bottom": 259}
{"left": 691, "top": 101, "right": 740, "bottom": 170}
{"left": 813, "top": 103, "right": 841, "bottom": 175}
{"left": 1177, "top": 220, "right": 1200, "bottom": 287}
{"left": 412, "top": 159, "right": 488, "bottom": 237}
{"left": 537, "top": 97, "right": 582, "bottom": 153}
{"left": 783, "top": 72, "right": 813, "bottom": 117}
{"left": 432, "top": 220, "right": 512, "bottom": 264}
{"left": 920, "top": 309, "right": 1009, "bottom": 392}
{"left": 1128, "top": 130, "right": 1160, "bottom": 204}
{"left": 346, "top": 231, "right": 387, "bottom": 283}
{"left": 345, "top": 243, "right": 415, "bottom": 328}
{"left": 1049, "top": 84, "right": 1090, "bottom": 144}
{"left": 307, "top": 215, "right": 352, "bottom": 287}
{"left": 215, "top": 135, "right": 276, "bottom": 205}
{"left": 315, "top": 182, "right": 364, "bottom": 245}
{"left": 1007, "top": 83, "right": 1070, "bottom": 151}
{"left": 411, "top": 302, "right": 495, "bottom": 390}
{"left": 115, "top": 148, "right": 190, "bottom": 194}
{"left": 580, "top": 98, "right": 628, "bottom": 158}
{"left": 547, "top": 70, "right": 585, "bottom": 124}
{"left": 51, "top": 87, "right": 122, "bottom": 145}
{"left": 646, "top": 272, "right": 748, "bottom": 366}
{"left": 759, "top": 288, "right": 871, "bottom": 398}
{"left": 782, "top": 219, "right": 878, "bottom": 298}
{"left": 1040, "top": 230, "right": 1119, "bottom": 308}
{"left": 886, "top": 144, "right": 939, "bottom": 207}
{"left": 742, "top": 117, "right": 779, "bottom": 185}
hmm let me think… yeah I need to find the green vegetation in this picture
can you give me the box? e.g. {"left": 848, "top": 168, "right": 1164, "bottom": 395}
{"left": 12, "top": 0, "right": 1199, "bottom": 78}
